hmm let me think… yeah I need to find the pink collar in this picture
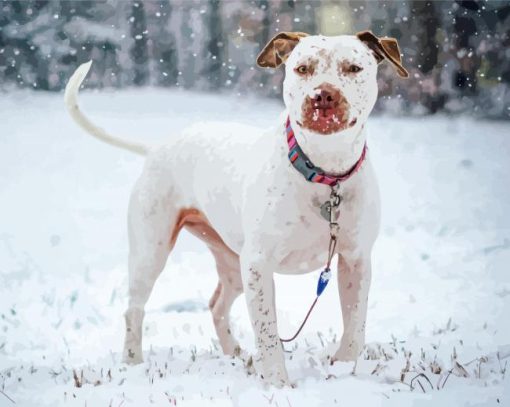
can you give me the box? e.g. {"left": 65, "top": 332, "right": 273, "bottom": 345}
{"left": 286, "top": 117, "right": 367, "bottom": 186}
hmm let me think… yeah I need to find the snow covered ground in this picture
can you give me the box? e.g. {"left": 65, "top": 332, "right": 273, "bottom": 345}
{"left": 0, "top": 89, "right": 509, "bottom": 406}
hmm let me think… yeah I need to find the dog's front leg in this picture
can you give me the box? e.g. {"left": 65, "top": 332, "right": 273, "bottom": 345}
{"left": 333, "top": 253, "right": 372, "bottom": 362}
{"left": 240, "top": 250, "right": 289, "bottom": 386}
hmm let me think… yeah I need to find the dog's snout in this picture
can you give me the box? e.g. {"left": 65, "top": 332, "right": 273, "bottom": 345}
{"left": 302, "top": 83, "right": 350, "bottom": 134}
{"left": 313, "top": 89, "right": 339, "bottom": 109}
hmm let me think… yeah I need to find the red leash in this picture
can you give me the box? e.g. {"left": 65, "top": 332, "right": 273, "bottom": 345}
{"left": 280, "top": 233, "right": 338, "bottom": 343}
{"left": 280, "top": 297, "right": 319, "bottom": 343}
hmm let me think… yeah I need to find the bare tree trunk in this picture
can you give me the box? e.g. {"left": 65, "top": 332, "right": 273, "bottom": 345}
{"left": 452, "top": 2, "right": 479, "bottom": 96}
{"left": 255, "top": 0, "right": 270, "bottom": 90}
{"left": 412, "top": 0, "right": 439, "bottom": 74}
{"left": 130, "top": 1, "right": 149, "bottom": 86}
{"left": 205, "top": 0, "right": 224, "bottom": 90}
{"left": 149, "top": 0, "right": 178, "bottom": 87}
{"left": 411, "top": 0, "right": 445, "bottom": 113}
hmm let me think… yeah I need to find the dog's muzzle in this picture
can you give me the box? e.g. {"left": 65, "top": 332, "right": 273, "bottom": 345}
{"left": 301, "top": 83, "right": 355, "bottom": 135}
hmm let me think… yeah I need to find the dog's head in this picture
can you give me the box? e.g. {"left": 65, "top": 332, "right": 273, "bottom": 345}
{"left": 257, "top": 31, "right": 408, "bottom": 135}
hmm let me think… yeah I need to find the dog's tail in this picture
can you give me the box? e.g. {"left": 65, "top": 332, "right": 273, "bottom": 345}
{"left": 64, "top": 61, "right": 149, "bottom": 156}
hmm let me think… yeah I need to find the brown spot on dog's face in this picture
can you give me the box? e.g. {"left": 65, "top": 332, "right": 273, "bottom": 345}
{"left": 316, "top": 48, "right": 333, "bottom": 70}
{"left": 301, "top": 83, "right": 351, "bottom": 135}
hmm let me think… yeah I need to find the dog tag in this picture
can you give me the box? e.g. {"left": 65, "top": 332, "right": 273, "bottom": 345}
{"left": 320, "top": 201, "right": 332, "bottom": 222}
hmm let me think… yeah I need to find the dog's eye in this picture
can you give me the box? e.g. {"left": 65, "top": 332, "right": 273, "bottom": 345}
{"left": 295, "top": 65, "right": 309, "bottom": 75}
{"left": 348, "top": 64, "right": 363, "bottom": 73}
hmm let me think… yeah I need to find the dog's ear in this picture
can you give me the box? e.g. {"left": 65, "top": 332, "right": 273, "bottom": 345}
{"left": 356, "top": 30, "right": 409, "bottom": 78}
{"left": 257, "top": 32, "right": 309, "bottom": 68}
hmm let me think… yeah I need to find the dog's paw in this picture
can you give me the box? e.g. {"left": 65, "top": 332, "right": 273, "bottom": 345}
{"left": 234, "top": 349, "right": 257, "bottom": 376}
{"left": 331, "top": 340, "right": 362, "bottom": 363}
{"left": 222, "top": 340, "right": 242, "bottom": 358}
{"left": 260, "top": 371, "right": 292, "bottom": 388}
{"left": 122, "top": 347, "right": 144, "bottom": 365}
{"left": 254, "top": 357, "right": 291, "bottom": 388}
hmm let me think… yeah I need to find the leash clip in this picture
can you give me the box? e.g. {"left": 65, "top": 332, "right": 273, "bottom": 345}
{"left": 330, "top": 183, "right": 341, "bottom": 206}
{"left": 329, "top": 223, "right": 340, "bottom": 238}
{"left": 328, "top": 184, "right": 342, "bottom": 237}
{"left": 316, "top": 267, "right": 332, "bottom": 296}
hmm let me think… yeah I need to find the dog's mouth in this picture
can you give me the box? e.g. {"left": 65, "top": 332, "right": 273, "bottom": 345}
{"left": 300, "top": 87, "right": 356, "bottom": 135}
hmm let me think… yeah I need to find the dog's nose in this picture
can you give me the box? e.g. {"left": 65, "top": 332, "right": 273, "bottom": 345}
{"left": 313, "top": 89, "right": 338, "bottom": 109}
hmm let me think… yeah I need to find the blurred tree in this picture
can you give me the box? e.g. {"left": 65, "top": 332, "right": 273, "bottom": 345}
{"left": 204, "top": 0, "right": 224, "bottom": 89}
{"left": 480, "top": 2, "right": 510, "bottom": 83}
{"left": 413, "top": 1, "right": 439, "bottom": 74}
{"left": 275, "top": 0, "right": 296, "bottom": 32}
{"left": 59, "top": 0, "right": 122, "bottom": 89}
{"left": 0, "top": 1, "right": 53, "bottom": 90}
{"left": 453, "top": 1, "right": 479, "bottom": 95}
{"left": 130, "top": 0, "right": 149, "bottom": 86}
{"left": 411, "top": 1, "right": 445, "bottom": 113}
{"left": 254, "top": 0, "right": 270, "bottom": 90}
{"left": 146, "top": 1, "right": 178, "bottom": 87}
{"left": 256, "top": 0, "right": 270, "bottom": 46}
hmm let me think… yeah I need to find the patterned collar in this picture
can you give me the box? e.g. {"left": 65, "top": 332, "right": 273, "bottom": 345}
{"left": 285, "top": 117, "right": 367, "bottom": 187}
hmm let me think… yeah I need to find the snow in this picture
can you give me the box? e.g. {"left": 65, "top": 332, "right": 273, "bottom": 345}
{"left": 0, "top": 89, "right": 509, "bottom": 406}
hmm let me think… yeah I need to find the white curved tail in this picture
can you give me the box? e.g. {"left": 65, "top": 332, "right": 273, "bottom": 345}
{"left": 64, "top": 61, "right": 148, "bottom": 156}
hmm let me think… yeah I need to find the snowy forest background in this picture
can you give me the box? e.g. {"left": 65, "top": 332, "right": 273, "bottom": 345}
{"left": 1, "top": 0, "right": 509, "bottom": 118}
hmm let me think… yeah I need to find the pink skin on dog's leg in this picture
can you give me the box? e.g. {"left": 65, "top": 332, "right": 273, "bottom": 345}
{"left": 210, "top": 282, "right": 242, "bottom": 355}
{"left": 181, "top": 210, "right": 244, "bottom": 356}
{"left": 208, "top": 249, "right": 243, "bottom": 355}
{"left": 333, "top": 253, "right": 372, "bottom": 362}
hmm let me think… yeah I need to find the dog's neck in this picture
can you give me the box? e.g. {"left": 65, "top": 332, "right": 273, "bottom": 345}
{"left": 288, "top": 115, "right": 368, "bottom": 175}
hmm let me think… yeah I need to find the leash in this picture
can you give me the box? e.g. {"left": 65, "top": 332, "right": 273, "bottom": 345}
{"left": 279, "top": 117, "right": 367, "bottom": 344}
{"left": 280, "top": 184, "right": 341, "bottom": 342}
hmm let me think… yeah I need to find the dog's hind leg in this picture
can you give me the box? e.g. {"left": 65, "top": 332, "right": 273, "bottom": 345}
{"left": 122, "top": 178, "right": 177, "bottom": 365}
{"left": 209, "top": 249, "right": 243, "bottom": 356}
{"left": 180, "top": 211, "right": 243, "bottom": 356}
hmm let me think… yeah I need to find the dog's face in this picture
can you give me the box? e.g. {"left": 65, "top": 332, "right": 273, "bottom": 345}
{"left": 257, "top": 31, "right": 408, "bottom": 136}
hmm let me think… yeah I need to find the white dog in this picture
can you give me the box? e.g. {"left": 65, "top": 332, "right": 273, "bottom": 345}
{"left": 65, "top": 30, "right": 408, "bottom": 387}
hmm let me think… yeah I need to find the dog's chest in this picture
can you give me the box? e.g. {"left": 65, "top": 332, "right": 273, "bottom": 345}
{"left": 270, "top": 183, "right": 361, "bottom": 275}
